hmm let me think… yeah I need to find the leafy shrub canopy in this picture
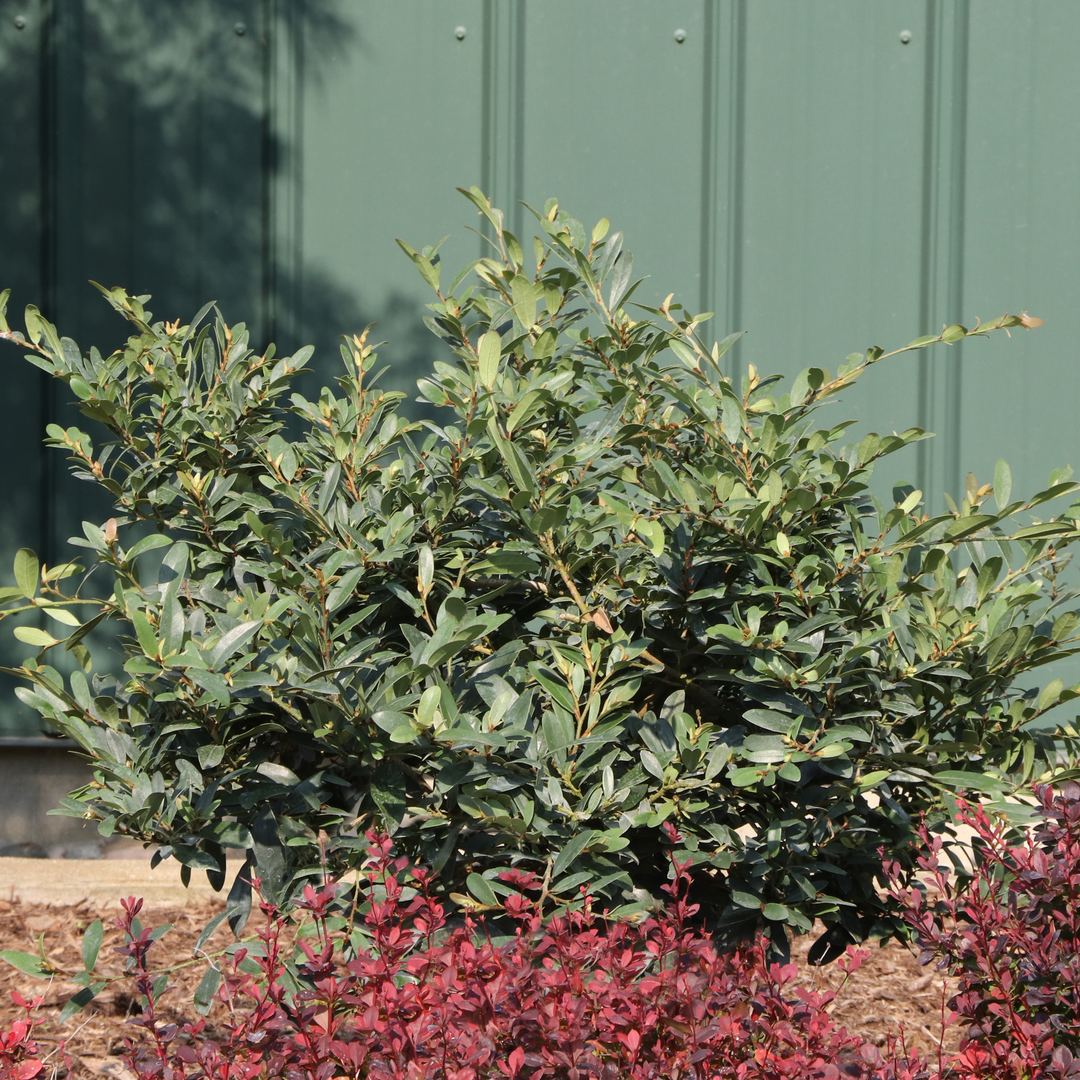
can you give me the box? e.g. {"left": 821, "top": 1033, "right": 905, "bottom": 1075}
{"left": 0, "top": 189, "right": 1078, "bottom": 949}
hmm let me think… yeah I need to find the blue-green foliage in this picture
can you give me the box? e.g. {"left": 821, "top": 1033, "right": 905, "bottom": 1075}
{"left": 0, "top": 190, "right": 1077, "bottom": 950}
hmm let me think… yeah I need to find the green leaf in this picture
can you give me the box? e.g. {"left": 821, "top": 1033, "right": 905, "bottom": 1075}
{"left": 478, "top": 551, "right": 541, "bottom": 575}
{"left": 729, "top": 767, "right": 765, "bottom": 788}
{"left": 669, "top": 340, "right": 698, "bottom": 369}
{"left": 0, "top": 950, "right": 53, "bottom": 978}
{"left": 371, "top": 760, "right": 407, "bottom": 832}
{"left": 82, "top": 919, "right": 103, "bottom": 971}
{"left": 42, "top": 605, "right": 81, "bottom": 627}
{"left": 14, "top": 626, "right": 61, "bottom": 648}
{"left": 418, "top": 545, "right": 434, "bottom": 593}
{"left": 466, "top": 873, "right": 499, "bottom": 907}
{"left": 23, "top": 304, "right": 45, "bottom": 345}
{"left": 226, "top": 863, "right": 253, "bottom": 935}
{"left": 730, "top": 890, "right": 762, "bottom": 910}
{"left": 207, "top": 621, "right": 261, "bottom": 670}
{"left": 478, "top": 330, "right": 502, "bottom": 390}
{"left": 640, "top": 749, "right": 665, "bottom": 780}
{"left": 250, "top": 809, "right": 287, "bottom": 907}
{"left": 13, "top": 548, "right": 38, "bottom": 599}
{"left": 551, "top": 830, "right": 596, "bottom": 878}
{"left": 193, "top": 966, "right": 222, "bottom": 1014}
{"left": 720, "top": 394, "right": 743, "bottom": 440}
{"left": 130, "top": 608, "right": 160, "bottom": 659}
{"left": 256, "top": 762, "right": 299, "bottom": 785}
{"left": 743, "top": 709, "right": 797, "bottom": 735}
{"left": 636, "top": 519, "right": 664, "bottom": 557}
{"left": 855, "top": 770, "right": 891, "bottom": 791}
{"left": 187, "top": 670, "right": 231, "bottom": 706}
{"left": 487, "top": 417, "right": 537, "bottom": 496}
{"left": 126, "top": 533, "right": 174, "bottom": 560}
{"left": 395, "top": 238, "right": 441, "bottom": 292}
{"left": 59, "top": 982, "right": 108, "bottom": 1023}
{"left": 198, "top": 744, "right": 225, "bottom": 771}
{"left": 1039, "top": 678, "right": 1064, "bottom": 713}
{"left": 994, "top": 458, "right": 1013, "bottom": 513}
{"left": 932, "top": 770, "right": 1009, "bottom": 796}
{"left": 194, "top": 910, "right": 230, "bottom": 953}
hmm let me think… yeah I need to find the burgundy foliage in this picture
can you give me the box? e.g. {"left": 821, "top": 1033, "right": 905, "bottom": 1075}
{"left": 10, "top": 790, "right": 1080, "bottom": 1078}
{"left": 886, "top": 782, "right": 1080, "bottom": 1080}
{"left": 0, "top": 992, "right": 47, "bottom": 1080}
{"left": 120, "top": 826, "right": 927, "bottom": 1079}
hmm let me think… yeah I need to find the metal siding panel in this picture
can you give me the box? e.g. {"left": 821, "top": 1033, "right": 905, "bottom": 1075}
{"left": 699, "top": 0, "right": 746, "bottom": 357}
{"left": 958, "top": 1, "right": 1080, "bottom": 502}
{"left": 735, "top": 1, "right": 928, "bottom": 495}
{"left": 293, "top": 0, "right": 484, "bottom": 402}
{"left": 47, "top": 2, "right": 265, "bottom": 349}
{"left": 4, "top": 0, "right": 1080, "bottom": 736}
{"left": 519, "top": 1, "right": 707, "bottom": 312}
{"left": 0, "top": 1, "right": 271, "bottom": 733}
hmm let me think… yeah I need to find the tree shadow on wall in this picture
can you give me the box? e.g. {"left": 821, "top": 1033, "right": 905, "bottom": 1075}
{"left": 0, "top": 0, "right": 447, "bottom": 732}
{"left": 0, "top": 0, "right": 448, "bottom": 537}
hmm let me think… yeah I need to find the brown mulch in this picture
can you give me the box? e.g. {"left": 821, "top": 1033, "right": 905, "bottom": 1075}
{"left": 790, "top": 923, "right": 961, "bottom": 1061}
{"left": 0, "top": 897, "right": 235, "bottom": 1079}
{"left": 0, "top": 896, "right": 960, "bottom": 1079}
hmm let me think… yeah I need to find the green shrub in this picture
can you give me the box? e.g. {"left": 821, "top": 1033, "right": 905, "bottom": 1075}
{"left": 1, "top": 189, "right": 1078, "bottom": 952}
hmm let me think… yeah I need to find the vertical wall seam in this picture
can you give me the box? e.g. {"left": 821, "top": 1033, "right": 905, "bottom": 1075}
{"left": 511, "top": 0, "right": 525, "bottom": 241}
{"left": 293, "top": 0, "right": 304, "bottom": 344}
{"left": 37, "top": 0, "right": 57, "bottom": 564}
{"left": 699, "top": 0, "right": 746, "bottom": 383}
{"left": 916, "top": 0, "right": 938, "bottom": 501}
{"left": 262, "top": 0, "right": 303, "bottom": 350}
{"left": 727, "top": 0, "right": 746, "bottom": 386}
{"left": 944, "top": 0, "right": 970, "bottom": 505}
{"left": 916, "top": 0, "right": 969, "bottom": 508}
{"left": 480, "top": 0, "right": 525, "bottom": 250}
{"left": 699, "top": 0, "right": 717, "bottom": 317}
{"left": 480, "top": 0, "right": 494, "bottom": 253}
{"left": 261, "top": 0, "right": 274, "bottom": 346}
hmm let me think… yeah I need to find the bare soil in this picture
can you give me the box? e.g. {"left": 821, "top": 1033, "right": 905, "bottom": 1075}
{"left": 0, "top": 896, "right": 960, "bottom": 1079}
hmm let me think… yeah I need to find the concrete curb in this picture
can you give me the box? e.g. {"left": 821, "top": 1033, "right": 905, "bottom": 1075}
{"left": 0, "top": 856, "right": 244, "bottom": 909}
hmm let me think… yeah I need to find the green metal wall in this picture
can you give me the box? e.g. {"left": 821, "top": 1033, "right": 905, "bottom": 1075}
{"left": 1, "top": 0, "right": 1078, "bottom": 732}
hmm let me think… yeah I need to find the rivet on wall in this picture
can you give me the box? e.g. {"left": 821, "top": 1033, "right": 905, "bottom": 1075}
{"left": 13, "top": 14, "right": 26, "bottom": 29}
{"left": 899, "top": 29, "right": 912, "bottom": 44}
{"left": 455, "top": 25, "right": 467, "bottom": 41}
{"left": 674, "top": 28, "right": 687, "bottom": 44}
{"left": 234, "top": 21, "right": 246, "bottom": 37}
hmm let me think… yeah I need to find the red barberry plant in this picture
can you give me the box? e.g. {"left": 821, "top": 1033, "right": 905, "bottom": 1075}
{"left": 887, "top": 783, "right": 1080, "bottom": 1080}
{"left": 108, "top": 826, "right": 932, "bottom": 1080}
{"left": 16, "top": 804, "right": 1080, "bottom": 1078}
{"left": 0, "top": 992, "right": 47, "bottom": 1080}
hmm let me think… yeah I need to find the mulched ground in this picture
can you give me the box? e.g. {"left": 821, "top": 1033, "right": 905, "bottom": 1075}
{"left": 0, "top": 896, "right": 960, "bottom": 1079}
